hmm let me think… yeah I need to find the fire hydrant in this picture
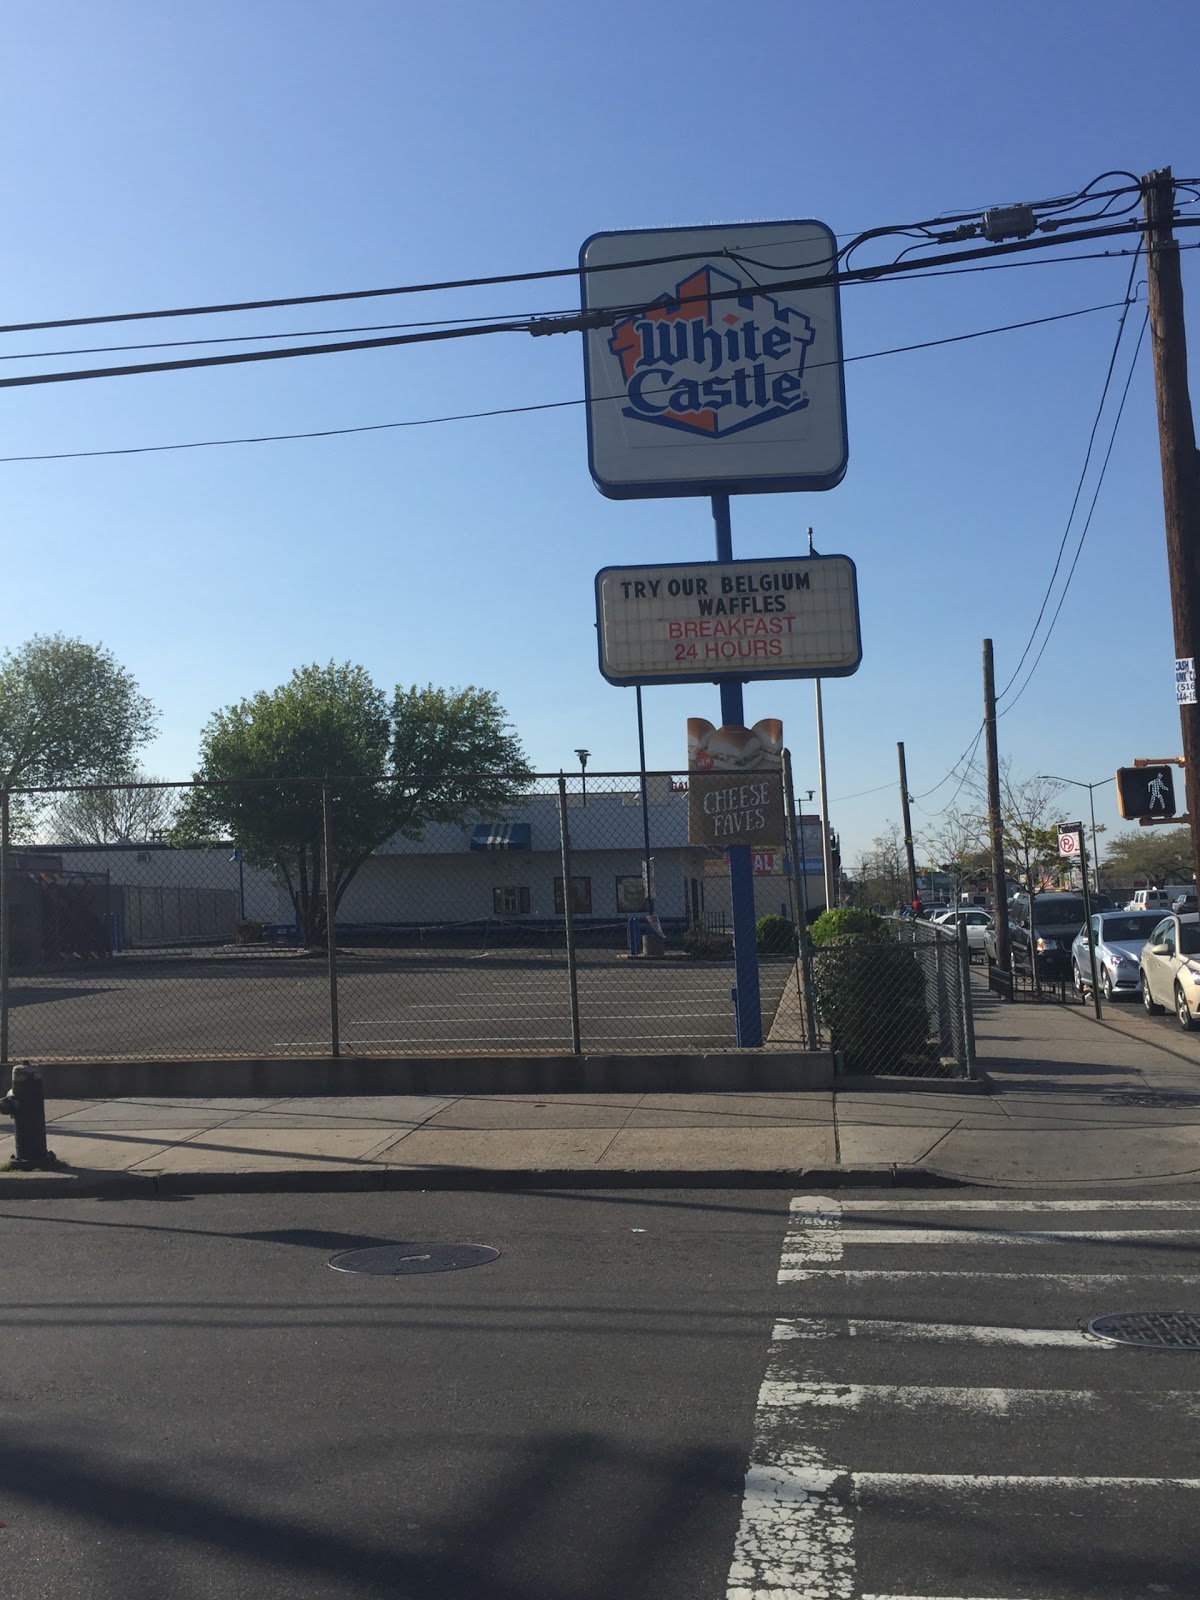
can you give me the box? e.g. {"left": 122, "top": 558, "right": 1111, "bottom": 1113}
{"left": 1, "top": 1062, "right": 57, "bottom": 1170}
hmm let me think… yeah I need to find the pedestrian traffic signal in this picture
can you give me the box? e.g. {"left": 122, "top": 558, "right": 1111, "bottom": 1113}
{"left": 1116, "top": 765, "right": 1177, "bottom": 820}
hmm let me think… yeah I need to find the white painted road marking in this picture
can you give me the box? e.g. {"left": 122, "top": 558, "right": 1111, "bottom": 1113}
{"left": 782, "top": 1268, "right": 1200, "bottom": 1285}
{"left": 805, "top": 1226, "right": 1200, "bottom": 1246}
{"left": 835, "top": 1198, "right": 1200, "bottom": 1211}
{"left": 775, "top": 1317, "right": 1112, "bottom": 1347}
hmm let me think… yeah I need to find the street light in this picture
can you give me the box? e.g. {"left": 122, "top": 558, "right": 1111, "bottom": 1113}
{"left": 1036, "top": 774, "right": 1113, "bottom": 892}
{"left": 574, "top": 748, "right": 590, "bottom": 807}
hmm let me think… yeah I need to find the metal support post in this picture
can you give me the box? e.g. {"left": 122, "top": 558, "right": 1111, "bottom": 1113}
{"left": 1077, "top": 824, "right": 1102, "bottom": 1021}
{"left": 711, "top": 493, "right": 763, "bottom": 1048}
{"left": 321, "top": 785, "right": 341, "bottom": 1060}
{"left": 0, "top": 790, "right": 9, "bottom": 1068}
{"left": 635, "top": 686, "right": 655, "bottom": 921}
{"left": 783, "top": 749, "right": 818, "bottom": 1050}
{"left": 957, "top": 919, "right": 977, "bottom": 1077}
{"left": 557, "top": 777, "right": 582, "bottom": 1054}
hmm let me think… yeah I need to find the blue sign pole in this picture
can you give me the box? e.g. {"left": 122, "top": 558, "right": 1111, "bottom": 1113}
{"left": 711, "top": 493, "right": 764, "bottom": 1049}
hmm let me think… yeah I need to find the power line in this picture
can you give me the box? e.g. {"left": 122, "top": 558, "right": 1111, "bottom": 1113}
{"left": 0, "top": 297, "right": 1130, "bottom": 465}
{"left": 0, "top": 223, "right": 1171, "bottom": 394}
{"left": 995, "top": 251, "right": 1142, "bottom": 702}
{"left": 11, "top": 238, "right": 1194, "bottom": 369}
{"left": 999, "top": 308, "right": 1150, "bottom": 714}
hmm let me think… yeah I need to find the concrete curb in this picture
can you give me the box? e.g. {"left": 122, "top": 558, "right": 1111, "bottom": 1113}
{"left": 0, "top": 1163, "right": 975, "bottom": 1199}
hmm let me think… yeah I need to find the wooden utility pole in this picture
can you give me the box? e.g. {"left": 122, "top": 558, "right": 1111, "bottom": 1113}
{"left": 983, "top": 639, "right": 1010, "bottom": 972}
{"left": 897, "top": 741, "right": 919, "bottom": 907}
{"left": 1144, "top": 167, "right": 1200, "bottom": 882}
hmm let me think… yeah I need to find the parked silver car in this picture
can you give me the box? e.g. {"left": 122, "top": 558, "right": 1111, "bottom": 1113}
{"left": 933, "top": 906, "right": 993, "bottom": 962}
{"left": 1070, "top": 910, "right": 1163, "bottom": 1001}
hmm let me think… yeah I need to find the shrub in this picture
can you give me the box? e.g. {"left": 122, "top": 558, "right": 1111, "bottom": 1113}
{"left": 813, "top": 939, "right": 930, "bottom": 1072}
{"left": 756, "top": 913, "right": 798, "bottom": 954}
{"left": 810, "top": 907, "right": 891, "bottom": 947}
{"left": 682, "top": 924, "right": 733, "bottom": 959}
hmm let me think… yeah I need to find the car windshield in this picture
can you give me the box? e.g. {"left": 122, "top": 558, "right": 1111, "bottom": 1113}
{"left": 1180, "top": 924, "right": 1200, "bottom": 956}
{"left": 1099, "top": 914, "right": 1162, "bottom": 941}
{"left": 1036, "top": 899, "right": 1085, "bottom": 925}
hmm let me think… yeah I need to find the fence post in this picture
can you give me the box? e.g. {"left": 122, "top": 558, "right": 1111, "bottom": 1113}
{"left": 322, "top": 785, "right": 340, "bottom": 1060}
{"left": 556, "top": 776, "right": 582, "bottom": 1055}
{"left": 782, "top": 750, "right": 818, "bottom": 1050}
{"left": 0, "top": 789, "right": 9, "bottom": 1067}
{"left": 958, "top": 918, "right": 977, "bottom": 1077}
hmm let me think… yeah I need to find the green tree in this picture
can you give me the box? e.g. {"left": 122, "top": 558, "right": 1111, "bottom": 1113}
{"left": 0, "top": 635, "right": 158, "bottom": 834}
{"left": 1101, "top": 827, "right": 1195, "bottom": 890}
{"left": 44, "top": 774, "right": 178, "bottom": 844}
{"left": 848, "top": 824, "right": 907, "bottom": 911}
{"left": 999, "top": 769, "right": 1064, "bottom": 893}
{"left": 174, "top": 664, "right": 531, "bottom": 943}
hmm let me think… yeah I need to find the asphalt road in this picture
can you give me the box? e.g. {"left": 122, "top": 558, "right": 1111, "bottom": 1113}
{"left": 5, "top": 950, "right": 797, "bottom": 1060}
{"left": 2, "top": 1186, "right": 1200, "bottom": 1597}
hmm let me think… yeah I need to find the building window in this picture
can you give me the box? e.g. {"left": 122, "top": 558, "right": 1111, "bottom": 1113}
{"left": 615, "top": 874, "right": 647, "bottom": 913}
{"left": 492, "top": 886, "right": 531, "bottom": 915}
{"left": 554, "top": 876, "right": 592, "bottom": 915}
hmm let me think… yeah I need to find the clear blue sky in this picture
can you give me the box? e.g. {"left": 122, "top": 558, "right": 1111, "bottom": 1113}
{"left": 4, "top": 0, "right": 1198, "bottom": 867}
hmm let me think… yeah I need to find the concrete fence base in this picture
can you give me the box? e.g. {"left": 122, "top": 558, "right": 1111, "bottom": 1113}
{"left": 28, "top": 1049, "right": 835, "bottom": 1099}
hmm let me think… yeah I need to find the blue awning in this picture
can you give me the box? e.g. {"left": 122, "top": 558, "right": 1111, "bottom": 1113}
{"left": 469, "top": 822, "right": 531, "bottom": 852}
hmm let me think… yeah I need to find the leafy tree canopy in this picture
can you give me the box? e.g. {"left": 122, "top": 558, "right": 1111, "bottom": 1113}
{"left": 174, "top": 663, "right": 531, "bottom": 943}
{"left": 0, "top": 634, "right": 157, "bottom": 790}
{"left": 1101, "top": 827, "right": 1195, "bottom": 888}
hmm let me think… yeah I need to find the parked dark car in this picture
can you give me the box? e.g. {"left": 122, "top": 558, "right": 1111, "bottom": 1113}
{"left": 1004, "top": 891, "right": 1113, "bottom": 978}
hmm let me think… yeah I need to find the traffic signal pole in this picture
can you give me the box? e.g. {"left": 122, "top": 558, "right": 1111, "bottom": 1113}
{"left": 1143, "top": 167, "right": 1200, "bottom": 884}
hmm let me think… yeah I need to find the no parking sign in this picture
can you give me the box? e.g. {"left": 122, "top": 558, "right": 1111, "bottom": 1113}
{"left": 1058, "top": 826, "right": 1083, "bottom": 859}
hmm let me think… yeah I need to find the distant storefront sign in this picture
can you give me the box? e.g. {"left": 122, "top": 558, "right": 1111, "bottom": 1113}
{"left": 595, "top": 554, "right": 861, "bottom": 687}
{"left": 686, "top": 717, "right": 786, "bottom": 850}
{"left": 580, "top": 221, "right": 847, "bottom": 499}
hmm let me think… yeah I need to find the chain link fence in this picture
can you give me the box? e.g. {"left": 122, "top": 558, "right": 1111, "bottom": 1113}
{"left": 0, "top": 772, "right": 845, "bottom": 1064}
{"left": 769, "top": 916, "right": 976, "bottom": 1079}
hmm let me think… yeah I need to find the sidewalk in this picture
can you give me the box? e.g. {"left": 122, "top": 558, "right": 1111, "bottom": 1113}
{"left": 4, "top": 980, "right": 1200, "bottom": 1194}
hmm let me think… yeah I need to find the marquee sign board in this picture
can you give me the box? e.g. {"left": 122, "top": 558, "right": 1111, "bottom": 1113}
{"left": 595, "top": 554, "right": 861, "bottom": 686}
{"left": 580, "top": 221, "right": 848, "bottom": 499}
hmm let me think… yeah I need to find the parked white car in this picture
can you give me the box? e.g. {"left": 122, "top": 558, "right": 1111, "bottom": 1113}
{"left": 932, "top": 907, "right": 993, "bottom": 961}
{"left": 1139, "top": 911, "right": 1200, "bottom": 1030}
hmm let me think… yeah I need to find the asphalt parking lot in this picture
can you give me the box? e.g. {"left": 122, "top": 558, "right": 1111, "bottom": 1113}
{"left": 4, "top": 948, "right": 799, "bottom": 1061}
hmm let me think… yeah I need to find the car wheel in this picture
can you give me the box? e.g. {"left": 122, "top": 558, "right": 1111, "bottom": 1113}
{"left": 1101, "top": 969, "right": 1114, "bottom": 1002}
{"left": 1144, "top": 977, "right": 1164, "bottom": 1015}
{"left": 1072, "top": 961, "right": 1084, "bottom": 995}
{"left": 1176, "top": 984, "right": 1197, "bottom": 1032}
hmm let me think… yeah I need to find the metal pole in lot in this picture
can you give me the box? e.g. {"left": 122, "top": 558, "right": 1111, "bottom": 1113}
{"left": 635, "top": 688, "right": 655, "bottom": 920}
{"left": 322, "top": 785, "right": 341, "bottom": 1059}
{"left": 0, "top": 790, "right": 9, "bottom": 1067}
{"left": 1077, "top": 824, "right": 1102, "bottom": 1022}
{"left": 557, "top": 777, "right": 582, "bottom": 1055}
{"left": 958, "top": 918, "right": 977, "bottom": 1077}
{"left": 783, "top": 750, "right": 818, "bottom": 1050}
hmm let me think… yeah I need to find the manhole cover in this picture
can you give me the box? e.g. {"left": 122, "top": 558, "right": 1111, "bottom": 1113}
{"left": 328, "top": 1242, "right": 499, "bottom": 1276}
{"left": 1086, "top": 1311, "right": 1200, "bottom": 1349}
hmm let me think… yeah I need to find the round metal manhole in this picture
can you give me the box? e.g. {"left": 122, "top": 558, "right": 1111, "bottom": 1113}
{"left": 1086, "top": 1311, "right": 1200, "bottom": 1349}
{"left": 328, "top": 1242, "right": 500, "bottom": 1276}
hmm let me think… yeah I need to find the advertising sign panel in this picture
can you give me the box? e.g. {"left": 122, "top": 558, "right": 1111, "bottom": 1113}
{"left": 580, "top": 221, "right": 847, "bottom": 499}
{"left": 596, "top": 553, "right": 861, "bottom": 686}
{"left": 686, "top": 717, "right": 785, "bottom": 849}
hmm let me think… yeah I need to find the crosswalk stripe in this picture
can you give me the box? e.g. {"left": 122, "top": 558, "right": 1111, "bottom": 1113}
{"left": 775, "top": 1318, "right": 1111, "bottom": 1347}
{"left": 782, "top": 1268, "right": 1200, "bottom": 1285}
{"left": 810, "top": 1226, "right": 1200, "bottom": 1246}
{"left": 855, "top": 1471, "right": 1200, "bottom": 1491}
{"left": 832, "top": 1198, "right": 1200, "bottom": 1212}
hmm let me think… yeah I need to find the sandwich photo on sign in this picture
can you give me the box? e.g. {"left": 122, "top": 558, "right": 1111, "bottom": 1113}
{"left": 687, "top": 718, "right": 786, "bottom": 847}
